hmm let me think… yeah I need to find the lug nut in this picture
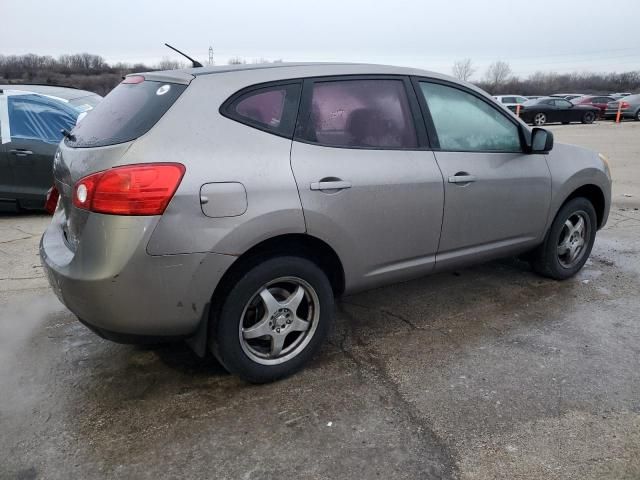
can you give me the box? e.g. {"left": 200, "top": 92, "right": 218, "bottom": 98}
{"left": 276, "top": 328, "right": 280, "bottom": 333}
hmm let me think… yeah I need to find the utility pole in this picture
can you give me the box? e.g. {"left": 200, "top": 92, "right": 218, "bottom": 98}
{"left": 208, "top": 46, "right": 214, "bottom": 66}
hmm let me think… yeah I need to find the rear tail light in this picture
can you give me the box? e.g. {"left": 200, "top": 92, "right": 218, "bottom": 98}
{"left": 73, "top": 163, "right": 185, "bottom": 215}
{"left": 44, "top": 186, "right": 59, "bottom": 214}
{"left": 620, "top": 101, "right": 630, "bottom": 109}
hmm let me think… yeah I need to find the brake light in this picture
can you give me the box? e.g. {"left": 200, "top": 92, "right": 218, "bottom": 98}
{"left": 122, "top": 75, "right": 145, "bottom": 84}
{"left": 44, "top": 186, "right": 59, "bottom": 214}
{"left": 620, "top": 101, "right": 630, "bottom": 109}
{"left": 73, "top": 163, "right": 185, "bottom": 215}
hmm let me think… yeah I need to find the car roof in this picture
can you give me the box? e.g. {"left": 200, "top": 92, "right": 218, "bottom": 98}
{"left": 135, "top": 61, "right": 494, "bottom": 101}
{"left": 0, "top": 84, "right": 101, "bottom": 100}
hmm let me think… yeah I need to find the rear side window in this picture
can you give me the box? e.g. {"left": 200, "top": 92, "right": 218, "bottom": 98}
{"left": 298, "top": 79, "right": 418, "bottom": 149}
{"left": 419, "top": 82, "right": 521, "bottom": 152}
{"left": 8, "top": 94, "right": 78, "bottom": 144}
{"left": 223, "top": 83, "right": 301, "bottom": 137}
{"left": 67, "top": 79, "right": 186, "bottom": 148}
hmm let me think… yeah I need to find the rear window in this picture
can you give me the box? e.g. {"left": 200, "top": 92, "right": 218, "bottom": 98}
{"left": 66, "top": 80, "right": 186, "bottom": 148}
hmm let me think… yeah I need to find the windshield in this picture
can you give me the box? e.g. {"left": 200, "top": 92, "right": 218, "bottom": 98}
{"left": 66, "top": 79, "right": 186, "bottom": 148}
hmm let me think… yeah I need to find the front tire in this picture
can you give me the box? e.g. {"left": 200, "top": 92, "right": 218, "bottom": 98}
{"left": 582, "top": 111, "right": 596, "bottom": 124}
{"left": 211, "top": 256, "right": 334, "bottom": 383}
{"left": 533, "top": 112, "right": 547, "bottom": 126}
{"left": 532, "top": 197, "right": 597, "bottom": 280}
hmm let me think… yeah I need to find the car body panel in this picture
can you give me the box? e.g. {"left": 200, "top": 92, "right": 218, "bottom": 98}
{"left": 290, "top": 141, "right": 444, "bottom": 293}
{"left": 434, "top": 151, "right": 551, "bottom": 270}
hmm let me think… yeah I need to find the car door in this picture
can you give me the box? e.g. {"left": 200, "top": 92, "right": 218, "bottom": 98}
{"left": 414, "top": 79, "right": 551, "bottom": 270}
{"left": 5, "top": 94, "right": 77, "bottom": 208}
{"left": 290, "top": 76, "right": 444, "bottom": 292}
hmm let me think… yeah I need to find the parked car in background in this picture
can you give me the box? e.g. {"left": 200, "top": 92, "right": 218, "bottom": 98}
{"left": 609, "top": 92, "right": 632, "bottom": 99}
{"left": 41, "top": 63, "right": 611, "bottom": 383}
{"left": 550, "top": 93, "right": 584, "bottom": 101}
{"left": 604, "top": 94, "right": 640, "bottom": 121}
{"left": 493, "top": 95, "right": 528, "bottom": 112}
{"left": 526, "top": 95, "right": 544, "bottom": 100}
{"left": 520, "top": 97, "right": 599, "bottom": 126}
{"left": 0, "top": 86, "right": 101, "bottom": 211}
{"left": 571, "top": 95, "right": 616, "bottom": 117}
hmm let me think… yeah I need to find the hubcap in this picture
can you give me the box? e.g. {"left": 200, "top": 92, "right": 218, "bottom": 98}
{"left": 534, "top": 113, "right": 546, "bottom": 125}
{"left": 557, "top": 211, "right": 589, "bottom": 268}
{"left": 239, "top": 276, "right": 320, "bottom": 365}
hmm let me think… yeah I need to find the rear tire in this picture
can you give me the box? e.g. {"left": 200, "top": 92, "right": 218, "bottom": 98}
{"left": 582, "top": 111, "right": 596, "bottom": 124}
{"left": 635, "top": 109, "right": 640, "bottom": 121}
{"left": 211, "top": 256, "right": 334, "bottom": 383}
{"left": 532, "top": 197, "right": 597, "bottom": 280}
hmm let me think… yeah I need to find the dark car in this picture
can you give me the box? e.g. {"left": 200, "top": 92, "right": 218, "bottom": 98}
{"left": 603, "top": 94, "right": 640, "bottom": 121}
{"left": 571, "top": 95, "right": 616, "bottom": 117}
{"left": 0, "top": 86, "right": 102, "bottom": 211}
{"left": 519, "top": 97, "right": 599, "bottom": 126}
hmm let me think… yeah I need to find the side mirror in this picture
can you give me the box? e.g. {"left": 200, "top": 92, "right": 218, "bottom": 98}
{"left": 531, "top": 127, "right": 553, "bottom": 153}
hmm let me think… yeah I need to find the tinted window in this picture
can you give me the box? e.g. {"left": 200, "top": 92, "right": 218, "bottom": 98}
{"left": 554, "top": 99, "right": 572, "bottom": 108}
{"left": 299, "top": 79, "right": 417, "bottom": 149}
{"left": 67, "top": 80, "right": 186, "bottom": 148}
{"left": 515, "top": 97, "right": 528, "bottom": 104}
{"left": 226, "top": 83, "right": 301, "bottom": 137}
{"left": 420, "top": 82, "right": 521, "bottom": 152}
{"left": 8, "top": 95, "right": 78, "bottom": 144}
{"left": 502, "top": 97, "right": 516, "bottom": 103}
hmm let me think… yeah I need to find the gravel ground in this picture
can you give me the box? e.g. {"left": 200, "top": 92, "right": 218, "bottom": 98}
{"left": 1, "top": 122, "right": 639, "bottom": 480}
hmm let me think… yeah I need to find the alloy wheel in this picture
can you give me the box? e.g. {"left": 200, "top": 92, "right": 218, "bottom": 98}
{"left": 557, "top": 211, "right": 589, "bottom": 268}
{"left": 239, "top": 276, "right": 320, "bottom": 365}
{"left": 534, "top": 113, "right": 546, "bottom": 126}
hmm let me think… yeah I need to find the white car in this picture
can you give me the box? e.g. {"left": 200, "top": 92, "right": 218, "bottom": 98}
{"left": 493, "top": 95, "right": 528, "bottom": 113}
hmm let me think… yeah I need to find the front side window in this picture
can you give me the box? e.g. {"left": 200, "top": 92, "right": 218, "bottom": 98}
{"left": 419, "top": 82, "right": 521, "bottom": 152}
{"left": 225, "top": 83, "right": 301, "bottom": 137}
{"left": 8, "top": 94, "right": 78, "bottom": 144}
{"left": 299, "top": 79, "right": 417, "bottom": 149}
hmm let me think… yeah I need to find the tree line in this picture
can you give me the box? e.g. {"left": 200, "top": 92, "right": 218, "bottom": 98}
{"left": 0, "top": 53, "right": 186, "bottom": 95}
{"left": 452, "top": 58, "right": 640, "bottom": 95}
{"left": 1, "top": 53, "right": 638, "bottom": 97}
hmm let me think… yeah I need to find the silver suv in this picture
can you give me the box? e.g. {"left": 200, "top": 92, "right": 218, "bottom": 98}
{"left": 41, "top": 63, "right": 612, "bottom": 383}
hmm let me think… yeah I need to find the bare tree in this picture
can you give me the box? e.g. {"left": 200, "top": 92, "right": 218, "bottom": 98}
{"left": 228, "top": 56, "right": 247, "bottom": 65}
{"left": 452, "top": 58, "right": 475, "bottom": 81}
{"left": 156, "top": 57, "right": 185, "bottom": 70}
{"left": 484, "top": 61, "right": 512, "bottom": 91}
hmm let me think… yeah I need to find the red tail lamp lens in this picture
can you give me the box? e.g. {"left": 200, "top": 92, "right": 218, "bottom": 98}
{"left": 73, "top": 163, "right": 185, "bottom": 215}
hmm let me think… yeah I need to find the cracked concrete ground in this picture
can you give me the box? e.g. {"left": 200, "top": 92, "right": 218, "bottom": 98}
{"left": 1, "top": 122, "right": 639, "bottom": 479}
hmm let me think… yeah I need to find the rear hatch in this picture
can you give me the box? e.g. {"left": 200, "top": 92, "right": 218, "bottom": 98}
{"left": 54, "top": 73, "right": 192, "bottom": 250}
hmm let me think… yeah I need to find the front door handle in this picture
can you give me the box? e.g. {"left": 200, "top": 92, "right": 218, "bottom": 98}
{"left": 448, "top": 174, "right": 477, "bottom": 184}
{"left": 310, "top": 180, "right": 352, "bottom": 191}
{"left": 9, "top": 149, "right": 33, "bottom": 157}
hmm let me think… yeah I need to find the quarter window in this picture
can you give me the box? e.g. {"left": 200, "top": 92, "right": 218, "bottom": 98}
{"left": 299, "top": 79, "right": 418, "bottom": 149}
{"left": 226, "top": 83, "right": 301, "bottom": 137}
{"left": 419, "top": 82, "right": 521, "bottom": 152}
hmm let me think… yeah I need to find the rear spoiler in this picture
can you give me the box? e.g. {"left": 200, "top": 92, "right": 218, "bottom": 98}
{"left": 123, "top": 71, "right": 194, "bottom": 85}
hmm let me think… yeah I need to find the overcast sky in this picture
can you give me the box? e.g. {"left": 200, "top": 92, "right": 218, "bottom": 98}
{"left": 2, "top": 0, "right": 639, "bottom": 79}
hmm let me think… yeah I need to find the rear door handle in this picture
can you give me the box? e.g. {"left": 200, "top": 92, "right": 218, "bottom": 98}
{"left": 448, "top": 174, "right": 476, "bottom": 184}
{"left": 310, "top": 180, "right": 352, "bottom": 191}
{"left": 9, "top": 149, "right": 33, "bottom": 157}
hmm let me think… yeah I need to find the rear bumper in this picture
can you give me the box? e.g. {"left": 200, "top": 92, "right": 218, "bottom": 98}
{"left": 40, "top": 208, "right": 236, "bottom": 338}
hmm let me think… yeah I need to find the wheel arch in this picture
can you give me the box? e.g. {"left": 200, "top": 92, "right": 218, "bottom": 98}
{"left": 560, "top": 184, "right": 606, "bottom": 229}
{"left": 212, "top": 233, "right": 346, "bottom": 302}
